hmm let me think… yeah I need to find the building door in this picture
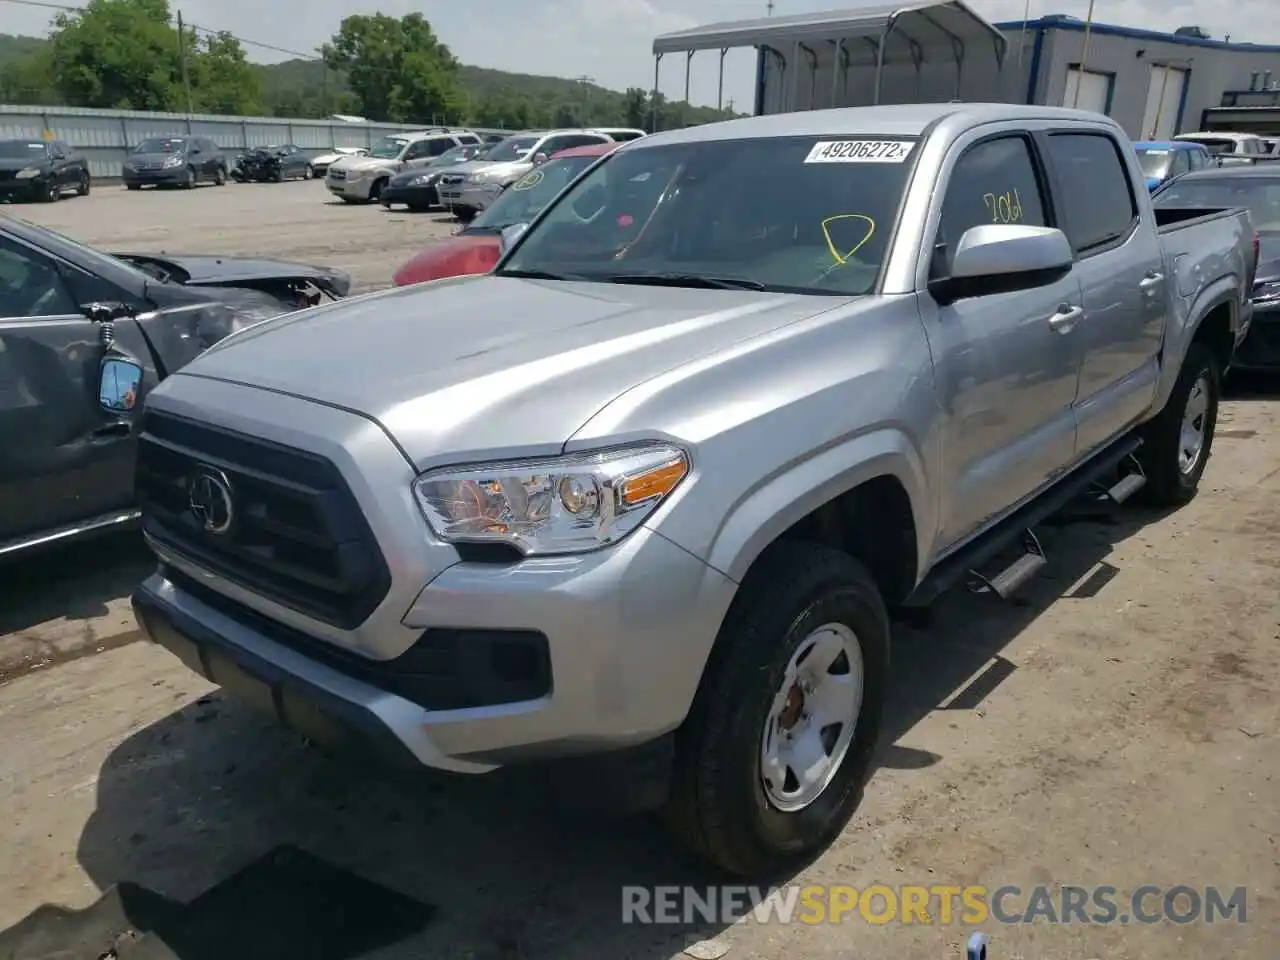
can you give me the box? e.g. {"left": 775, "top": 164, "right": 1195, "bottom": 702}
{"left": 1142, "top": 65, "right": 1188, "bottom": 139}
{"left": 1063, "top": 67, "right": 1111, "bottom": 114}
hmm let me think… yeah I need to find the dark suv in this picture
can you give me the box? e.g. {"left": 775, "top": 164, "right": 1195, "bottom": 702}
{"left": 123, "top": 136, "right": 228, "bottom": 190}
{"left": 0, "top": 138, "right": 91, "bottom": 203}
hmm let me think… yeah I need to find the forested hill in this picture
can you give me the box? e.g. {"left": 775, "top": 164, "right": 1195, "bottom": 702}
{"left": 0, "top": 32, "right": 740, "bottom": 129}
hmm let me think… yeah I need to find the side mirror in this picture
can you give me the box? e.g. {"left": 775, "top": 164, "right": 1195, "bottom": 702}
{"left": 81, "top": 301, "right": 134, "bottom": 324}
{"left": 533, "top": 152, "right": 550, "bottom": 166}
{"left": 98, "top": 357, "right": 143, "bottom": 412}
{"left": 498, "top": 222, "right": 530, "bottom": 255}
{"left": 929, "top": 225, "right": 1073, "bottom": 306}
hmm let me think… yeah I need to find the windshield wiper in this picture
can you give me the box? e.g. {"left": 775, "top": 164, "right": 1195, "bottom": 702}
{"left": 607, "top": 272, "right": 767, "bottom": 291}
{"left": 497, "top": 268, "right": 588, "bottom": 281}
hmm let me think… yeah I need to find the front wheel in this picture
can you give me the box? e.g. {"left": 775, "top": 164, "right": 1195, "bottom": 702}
{"left": 303, "top": 164, "right": 314, "bottom": 180}
{"left": 1136, "top": 341, "right": 1220, "bottom": 507}
{"left": 41, "top": 178, "right": 60, "bottom": 202}
{"left": 183, "top": 166, "right": 196, "bottom": 189}
{"left": 214, "top": 166, "right": 227, "bottom": 186}
{"left": 664, "top": 543, "right": 889, "bottom": 877}
{"left": 367, "top": 178, "right": 386, "bottom": 202}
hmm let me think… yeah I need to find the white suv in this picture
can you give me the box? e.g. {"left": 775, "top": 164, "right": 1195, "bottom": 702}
{"left": 326, "top": 129, "right": 484, "bottom": 203}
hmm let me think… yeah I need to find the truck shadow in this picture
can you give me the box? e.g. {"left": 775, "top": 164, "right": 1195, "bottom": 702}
{"left": 52, "top": 505, "right": 1159, "bottom": 959}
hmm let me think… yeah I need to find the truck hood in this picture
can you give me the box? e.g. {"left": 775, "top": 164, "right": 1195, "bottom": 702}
{"left": 178, "top": 275, "right": 855, "bottom": 470}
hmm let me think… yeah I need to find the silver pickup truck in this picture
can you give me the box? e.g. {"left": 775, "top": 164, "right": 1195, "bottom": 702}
{"left": 129, "top": 104, "right": 1254, "bottom": 877}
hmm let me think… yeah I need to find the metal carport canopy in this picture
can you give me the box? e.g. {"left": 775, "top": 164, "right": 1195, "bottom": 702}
{"left": 651, "top": 0, "right": 1008, "bottom": 110}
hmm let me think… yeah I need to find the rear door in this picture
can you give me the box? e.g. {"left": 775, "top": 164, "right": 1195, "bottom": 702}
{"left": 0, "top": 234, "right": 156, "bottom": 546}
{"left": 1041, "top": 130, "right": 1164, "bottom": 455}
{"left": 921, "top": 131, "right": 1086, "bottom": 545}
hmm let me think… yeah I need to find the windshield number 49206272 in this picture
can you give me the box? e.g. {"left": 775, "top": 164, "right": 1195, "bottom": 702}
{"left": 804, "top": 140, "right": 915, "bottom": 164}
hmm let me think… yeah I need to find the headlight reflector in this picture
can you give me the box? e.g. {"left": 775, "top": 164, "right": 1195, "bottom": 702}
{"left": 15, "top": 167, "right": 41, "bottom": 179}
{"left": 413, "top": 444, "right": 689, "bottom": 555}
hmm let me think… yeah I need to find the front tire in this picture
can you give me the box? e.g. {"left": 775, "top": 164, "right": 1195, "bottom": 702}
{"left": 664, "top": 543, "right": 889, "bottom": 877}
{"left": 183, "top": 166, "right": 196, "bottom": 189}
{"left": 303, "top": 164, "right": 314, "bottom": 180}
{"left": 41, "top": 179, "right": 60, "bottom": 202}
{"left": 214, "top": 166, "right": 227, "bottom": 186}
{"left": 1136, "top": 341, "right": 1219, "bottom": 507}
{"left": 368, "top": 178, "right": 386, "bottom": 202}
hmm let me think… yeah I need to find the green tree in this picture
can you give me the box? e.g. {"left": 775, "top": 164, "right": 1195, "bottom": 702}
{"left": 45, "top": 0, "right": 182, "bottom": 110}
{"left": 191, "top": 30, "right": 262, "bottom": 115}
{"left": 623, "top": 87, "right": 648, "bottom": 130}
{"left": 0, "top": 45, "right": 56, "bottom": 103}
{"left": 322, "top": 13, "right": 462, "bottom": 124}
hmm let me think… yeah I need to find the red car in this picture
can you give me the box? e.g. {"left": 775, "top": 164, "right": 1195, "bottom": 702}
{"left": 392, "top": 142, "right": 620, "bottom": 286}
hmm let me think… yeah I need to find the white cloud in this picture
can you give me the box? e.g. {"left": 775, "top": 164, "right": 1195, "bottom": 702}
{"left": 4, "top": 0, "right": 1273, "bottom": 112}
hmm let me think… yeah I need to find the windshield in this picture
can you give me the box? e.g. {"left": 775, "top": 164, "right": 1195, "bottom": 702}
{"left": 1136, "top": 148, "right": 1173, "bottom": 178}
{"left": 470, "top": 154, "right": 601, "bottom": 231}
{"left": 434, "top": 144, "right": 484, "bottom": 166}
{"left": 498, "top": 134, "right": 917, "bottom": 295}
{"left": 134, "top": 138, "right": 187, "bottom": 154}
{"left": 1153, "top": 176, "right": 1280, "bottom": 231}
{"left": 368, "top": 135, "right": 409, "bottom": 159}
{"left": 485, "top": 136, "right": 539, "bottom": 162}
{"left": 0, "top": 141, "right": 46, "bottom": 159}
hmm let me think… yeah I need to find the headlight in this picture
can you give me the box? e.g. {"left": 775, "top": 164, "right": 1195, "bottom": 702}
{"left": 1253, "top": 279, "right": 1280, "bottom": 303}
{"left": 14, "top": 167, "right": 41, "bottom": 179}
{"left": 412, "top": 444, "right": 689, "bottom": 556}
{"left": 163, "top": 155, "right": 183, "bottom": 167}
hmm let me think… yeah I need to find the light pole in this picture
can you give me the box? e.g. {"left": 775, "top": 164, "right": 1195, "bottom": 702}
{"left": 1072, "top": 0, "right": 1097, "bottom": 108}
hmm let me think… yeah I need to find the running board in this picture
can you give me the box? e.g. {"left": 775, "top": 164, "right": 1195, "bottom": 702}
{"left": 0, "top": 507, "right": 141, "bottom": 558}
{"left": 906, "top": 433, "right": 1144, "bottom": 607}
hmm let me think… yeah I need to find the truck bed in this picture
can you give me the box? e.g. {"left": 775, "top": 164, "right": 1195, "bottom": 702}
{"left": 1153, "top": 205, "right": 1238, "bottom": 232}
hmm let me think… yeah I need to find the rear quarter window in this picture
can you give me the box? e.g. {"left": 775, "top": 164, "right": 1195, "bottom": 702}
{"left": 1045, "top": 133, "right": 1137, "bottom": 254}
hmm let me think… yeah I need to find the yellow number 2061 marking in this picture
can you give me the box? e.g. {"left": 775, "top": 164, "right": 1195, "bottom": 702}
{"left": 820, "top": 214, "right": 877, "bottom": 265}
{"left": 983, "top": 189, "right": 1025, "bottom": 224}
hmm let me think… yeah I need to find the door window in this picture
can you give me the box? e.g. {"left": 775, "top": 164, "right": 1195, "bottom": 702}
{"left": 1045, "top": 133, "right": 1138, "bottom": 255}
{"left": 0, "top": 239, "right": 79, "bottom": 319}
{"left": 426, "top": 138, "right": 454, "bottom": 157}
{"left": 935, "top": 135, "right": 1049, "bottom": 273}
{"left": 1169, "top": 151, "right": 1190, "bottom": 176}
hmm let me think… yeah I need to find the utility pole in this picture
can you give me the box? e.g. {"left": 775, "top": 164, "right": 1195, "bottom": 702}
{"left": 177, "top": 10, "right": 193, "bottom": 115}
{"left": 1072, "top": 0, "right": 1096, "bottom": 108}
{"left": 573, "top": 75, "right": 593, "bottom": 124}
{"left": 766, "top": 0, "right": 774, "bottom": 13}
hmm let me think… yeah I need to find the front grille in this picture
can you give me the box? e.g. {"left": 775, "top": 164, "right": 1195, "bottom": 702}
{"left": 135, "top": 410, "right": 391, "bottom": 629}
{"left": 440, "top": 174, "right": 465, "bottom": 185}
{"left": 328, "top": 169, "right": 346, "bottom": 181}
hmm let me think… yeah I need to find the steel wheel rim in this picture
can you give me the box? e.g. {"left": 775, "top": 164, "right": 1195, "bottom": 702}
{"left": 1178, "top": 373, "right": 1210, "bottom": 475}
{"left": 760, "top": 622, "right": 864, "bottom": 813}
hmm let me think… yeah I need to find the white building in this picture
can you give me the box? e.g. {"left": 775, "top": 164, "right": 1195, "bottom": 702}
{"left": 651, "top": 0, "right": 1280, "bottom": 138}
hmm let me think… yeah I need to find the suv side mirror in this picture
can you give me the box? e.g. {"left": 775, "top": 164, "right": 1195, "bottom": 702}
{"left": 532, "top": 152, "right": 550, "bottom": 166}
{"left": 928, "top": 225, "right": 1073, "bottom": 306}
{"left": 98, "top": 357, "right": 143, "bottom": 412}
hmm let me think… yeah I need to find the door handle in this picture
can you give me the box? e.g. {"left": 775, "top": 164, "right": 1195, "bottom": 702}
{"left": 1139, "top": 271, "right": 1165, "bottom": 291}
{"left": 1048, "top": 305, "right": 1083, "bottom": 333}
{"left": 91, "top": 420, "right": 131, "bottom": 440}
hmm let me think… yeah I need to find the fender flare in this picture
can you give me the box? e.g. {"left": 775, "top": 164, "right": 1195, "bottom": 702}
{"left": 1153, "top": 274, "right": 1239, "bottom": 412}
{"left": 705, "top": 427, "right": 933, "bottom": 585}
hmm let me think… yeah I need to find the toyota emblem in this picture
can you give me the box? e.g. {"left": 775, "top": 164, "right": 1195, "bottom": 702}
{"left": 187, "top": 468, "right": 234, "bottom": 535}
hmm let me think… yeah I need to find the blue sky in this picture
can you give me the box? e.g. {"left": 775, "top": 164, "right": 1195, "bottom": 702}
{"left": 5, "top": 0, "right": 1274, "bottom": 110}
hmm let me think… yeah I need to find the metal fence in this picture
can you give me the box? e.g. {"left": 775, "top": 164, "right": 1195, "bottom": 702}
{"left": 0, "top": 103, "right": 510, "bottom": 178}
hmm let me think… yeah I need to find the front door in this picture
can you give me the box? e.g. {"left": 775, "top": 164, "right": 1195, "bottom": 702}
{"left": 922, "top": 133, "right": 1085, "bottom": 547}
{"left": 1042, "top": 131, "right": 1165, "bottom": 455}
{"left": 0, "top": 236, "right": 153, "bottom": 547}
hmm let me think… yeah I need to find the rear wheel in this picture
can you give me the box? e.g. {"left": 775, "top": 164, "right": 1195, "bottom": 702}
{"left": 664, "top": 543, "right": 889, "bottom": 877}
{"left": 272, "top": 167, "right": 284, "bottom": 183}
{"left": 214, "top": 166, "right": 227, "bottom": 186}
{"left": 1136, "top": 341, "right": 1220, "bottom": 507}
{"left": 76, "top": 172, "right": 91, "bottom": 196}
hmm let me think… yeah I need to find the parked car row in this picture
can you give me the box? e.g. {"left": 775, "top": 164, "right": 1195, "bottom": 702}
{"left": 327, "top": 126, "right": 646, "bottom": 218}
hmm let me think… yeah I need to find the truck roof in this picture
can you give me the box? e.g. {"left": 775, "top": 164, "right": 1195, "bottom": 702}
{"left": 631, "top": 103, "right": 1118, "bottom": 147}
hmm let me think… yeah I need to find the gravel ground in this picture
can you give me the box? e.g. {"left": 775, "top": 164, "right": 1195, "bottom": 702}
{"left": 1, "top": 185, "right": 1277, "bottom": 959}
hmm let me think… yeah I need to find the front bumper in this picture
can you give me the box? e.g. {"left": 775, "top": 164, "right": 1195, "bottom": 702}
{"left": 1232, "top": 304, "right": 1280, "bottom": 370}
{"left": 326, "top": 173, "right": 378, "bottom": 200}
{"left": 122, "top": 166, "right": 189, "bottom": 185}
{"left": 381, "top": 182, "right": 438, "bottom": 207}
{"left": 134, "top": 520, "right": 734, "bottom": 772}
{"left": 438, "top": 180, "right": 503, "bottom": 212}
{"left": 0, "top": 176, "right": 46, "bottom": 200}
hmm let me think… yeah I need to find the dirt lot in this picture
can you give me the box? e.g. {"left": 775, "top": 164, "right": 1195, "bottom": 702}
{"left": 1, "top": 184, "right": 1278, "bottom": 959}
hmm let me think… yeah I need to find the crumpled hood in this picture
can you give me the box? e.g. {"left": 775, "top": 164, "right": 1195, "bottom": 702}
{"left": 113, "top": 252, "right": 351, "bottom": 297}
{"left": 175, "top": 275, "right": 856, "bottom": 470}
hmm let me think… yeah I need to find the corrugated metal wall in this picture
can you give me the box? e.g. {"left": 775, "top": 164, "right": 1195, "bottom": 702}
{"left": 0, "top": 104, "right": 510, "bottom": 178}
